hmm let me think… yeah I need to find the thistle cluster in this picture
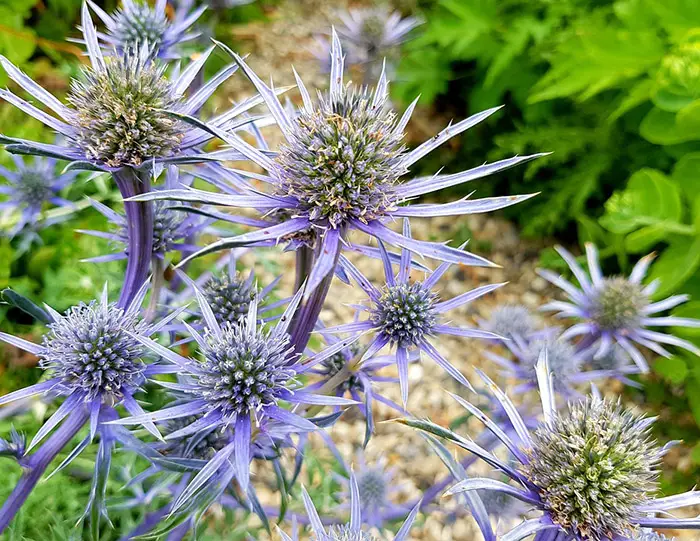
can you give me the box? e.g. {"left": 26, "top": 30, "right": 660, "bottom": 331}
{"left": 40, "top": 300, "right": 148, "bottom": 402}
{"left": 274, "top": 87, "right": 405, "bottom": 228}
{"left": 67, "top": 52, "right": 182, "bottom": 168}
{"left": 524, "top": 398, "right": 661, "bottom": 539}
{"left": 112, "top": 1, "right": 169, "bottom": 52}
{"left": 590, "top": 277, "right": 648, "bottom": 331}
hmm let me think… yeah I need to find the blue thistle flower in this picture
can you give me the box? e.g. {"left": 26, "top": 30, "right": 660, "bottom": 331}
{"left": 130, "top": 31, "right": 542, "bottom": 296}
{"left": 0, "top": 5, "right": 251, "bottom": 172}
{"left": 281, "top": 472, "right": 420, "bottom": 541}
{"left": 323, "top": 220, "right": 504, "bottom": 404}
{"left": 86, "top": 0, "right": 206, "bottom": 60}
{"left": 480, "top": 304, "right": 538, "bottom": 342}
{"left": 0, "top": 155, "right": 77, "bottom": 237}
{"left": 539, "top": 244, "right": 700, "bottom": 372}
{"left": 402, "top": 351, "right": 700, "bottom": 540}
{"left": 79, "top": 167, "right": 206, "bottom": 263}
{"left": 109, "top": 285, "right": 357, "bottom": 501}
{"left": 335, "top": 454, "right": 411, "bottom": 529}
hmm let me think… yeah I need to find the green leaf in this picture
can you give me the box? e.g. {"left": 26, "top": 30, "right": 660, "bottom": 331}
{"left": 653, "top": 355, "right": 689, "bottom": 384}
{"left": 671, "top": 151, "right": 700, "bottom": 201}
{"left": 652, "top": 87, "right": 696, "bottom": 112}
{"left": 648, "top": 235, "right": 700, "bottom": 297}
{"left": 624, "top": 224, "right": 668, "bottom": 253}
{"left": 1, "top": 289, "right": 51, "bottom": 324}
{"left": 687, "top": 373, "right": 700, "bottom": 428}
{"left": 599, "top": 168, "right": 684, "bottom": 236}
{"left": 640, "top": 102, "right": 700, "bottom": 145}
{"left": 670, "top": 301, "right": 700, "bottom": 340}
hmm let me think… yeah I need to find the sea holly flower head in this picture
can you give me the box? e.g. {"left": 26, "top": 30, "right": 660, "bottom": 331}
{"left": 86, "top": 0, "right": 206, "bottom": 59}
{"left": 403, "top": 351, "right": 700, "bottom": 541}
{"left": 523, "top": 397, "right": 661, "bottom": 539}
{"left": 336, "top": 6, "right": 422, "bottom": 60}
{"left": 540, "top": 243, "right": 700, "bottom": 372}
{"left": 110, "top": 285, "right": 357, "bottom": 496}
{"left": 81, "top": 167, "right": 205, "bottom": 262}
{"left": 282, "top": 472, "right": 419, "bottom": 541}
{"left": 481, "top": 304, "right": 537, "bottom": 341}
{"left": 0, "top": 428, "right": 26, "bottom": 460}
{"left": 0, "top": 5, "right": 249, "bottom": 173}
{"left": 0, "top": 155, "right": 77, "bottom": 236}
{"left": 327, "top": 221, "right": 505, "bottom": 405}
{"left": 132, "top": 32, "right": 541, "bottom": 295}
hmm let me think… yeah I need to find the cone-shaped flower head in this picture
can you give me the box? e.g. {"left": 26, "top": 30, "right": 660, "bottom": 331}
{"left": 337, "top": 7, "right": 422, "bottom": 58}
{"left": 523, "top": 398, "right": 661, "bottom": 539}
{"left": 483, "top": 304, "right": 537, "bottom": 341}
{"left": 87, "top": 0, "right": 205, "bottom": 59}
{"left": 540, "top": 244, "right": 700, "bottom": 372}
{"left": 404, "top": 351, "right": 700, "bottom": 541}
{"left": 202, "top": 271, "right": 256, "bottom": 326}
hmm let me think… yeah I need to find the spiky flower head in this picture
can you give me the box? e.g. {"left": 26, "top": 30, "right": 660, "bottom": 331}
{"left": 40, "top": 297, "right": 148, "bottom": 403}
{"left": 370, "top": 282, "right": 437, "bottom": 348}
{"left": 67, "top": 50, "right": 183, "bottom": 168}
{"left": 484, "top": 304, "right": 536, "bottom": 340}
{"left": 590, "top": 277, "right": 648, "bottom": 331}
{"left": 635, "top": 533, "right": 674, "bottom": 541}
{"left": 0, "top": 428, "right": 26, "bottom": 460}
{"left": 355, "top": 466, "right": 389, "bottom": 511}
{"left": 325, "top": 526, "right": 377, "bottom": 541}
{"left": 202, "top": 272, "right": 256, "bottom": 326}
{"left": 197, "top": 318, "right": 296, "bottom": 420}
{"left": 523, "top": 398, "right": 661, "bottom": 540}
{"left": 274, "top": 86, "right": 405, "bottom": 229}
{"left": 524, "top": 338, "right": 581, "bottom": 391}
{"left": 337, "top": 7, "right": 422, "bottom": 58}
{"left": 112, "top": 1, "right": 169, "bottom": 52}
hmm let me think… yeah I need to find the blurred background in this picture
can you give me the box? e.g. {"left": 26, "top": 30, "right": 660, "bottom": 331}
{"left": 0, "top": 0, "right": 699, "bottom": 538}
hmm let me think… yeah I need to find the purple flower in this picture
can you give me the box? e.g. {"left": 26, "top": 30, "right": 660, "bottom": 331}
{"left": 0, "top": 5, "right": 252, "bottom": 172}
{"left": 403, "top": 351, "right": 700, "bottom": 541}
{"left": 109, "top": 287, "right": 357, "bottom": 502}
{"left": 86, "top": 0, "right": 205, "bottom": 59}
{"left": 479, "top": 304, "right": 539, "bottom": 342}
{"left": 0, "top": 428, "right": 26, "bottom": 461}
{"left": 539, "top": 244, "right": 700, "bottom": 372}
{"left": 79, "top": 167, "right": 206, "bottom": 263}
{"left": 281, "top": 472, "right": 420, "bottom": 541}
{"left": 0, "top": 155, "right": 77, "bottom": 237}
{"left": 324, "top": 220, "right": 504, "bottom": 404}
{"left": 130, "top": 31, "right": 542, "bottom": 296}
{"left": 335, "top": 454, "right": 411, "bottom": 529}
{"left": 336, "top": 7, "right": 422, "bottom": 61}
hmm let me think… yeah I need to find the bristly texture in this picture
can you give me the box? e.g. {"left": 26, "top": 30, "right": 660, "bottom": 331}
{"left": 523, "top": 398, "right": 661, "bottom": 540}
{"left": 325, "top": 526, "right": 377, "bottom": 541}
{"left": 40, "top": 299, "right": 149, "bottom": 403}
{"left": 634, "top": 532, "right": 674, "bottom": 541}
{"left": 202, "top": 272, "right": 256, "bottom": 326}
{"left": 274, "top": 86, "right": 406, "bottom": 228}
{"left": 67, "top": 51, "right": 183, "bottom": 168}
{"left": 0, "top": 6, "right": 246, "bottom": 173}
{"left": 132, "top": 33, "right": 542, "bottom": 296}
{"left": 483, "top": 304, "right": 537, "bottom": 341}
{"left": 196, "top": 317, "right": 296, "bottom": 419}
{"left": 87, "top": 0, "right": 205, "bottom": 59}
{"left": 0, "top": 155, "right": 77, "bottom": 237}
{"left": 540, "top": 244, "right": 700, "bottom": 372}
{"left": 163, "top": 416, "right": 227, "bottom": 460}
{"left": 405, "top": 353, "right": 700, "bottom": 541}
{"left": 371, "top": 282, "right": 438, "bottom": 348}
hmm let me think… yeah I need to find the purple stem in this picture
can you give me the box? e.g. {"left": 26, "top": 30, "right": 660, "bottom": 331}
{"left": 120, "top": 506, "right": 170, "bottom": 541}
{"left": 113, "top": 167, "right": 154, "bottom": 309}
{"left": 0, "top": 407, "right": 89, "bottom": 534}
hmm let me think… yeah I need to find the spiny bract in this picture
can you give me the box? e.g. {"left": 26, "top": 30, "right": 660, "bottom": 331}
{"left": 324, "top": 526, "right": 377, "bottom": 541}
{"left": 523, "top": 398, "right": 661, "bottom": 540}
